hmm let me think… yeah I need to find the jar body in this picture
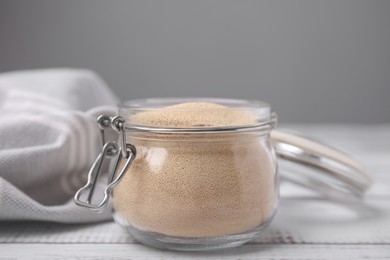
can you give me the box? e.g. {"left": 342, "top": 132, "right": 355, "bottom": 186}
{"left": 113, "top": 132, "right": 278, "bottom": 250}
{"left": 74, "top": 98, "right": 370, "bottom": 251}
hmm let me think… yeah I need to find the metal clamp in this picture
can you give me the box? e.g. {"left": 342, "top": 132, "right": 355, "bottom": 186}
{"left": 74, "top": 115, "right": 136, "bottom": 211}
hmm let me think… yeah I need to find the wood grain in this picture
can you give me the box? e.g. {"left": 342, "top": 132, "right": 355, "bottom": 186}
{"left": 0, "top": 244, "right": 389, "bottom": 260}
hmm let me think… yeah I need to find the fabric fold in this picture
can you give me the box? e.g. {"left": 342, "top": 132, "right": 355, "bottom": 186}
{"left": 0, "top": 69, "right": 119, "bottom": 223}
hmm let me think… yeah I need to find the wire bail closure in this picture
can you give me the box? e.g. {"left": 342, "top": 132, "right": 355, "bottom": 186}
{"left": 74, "top": 115, "right": 136, "bottom": 211}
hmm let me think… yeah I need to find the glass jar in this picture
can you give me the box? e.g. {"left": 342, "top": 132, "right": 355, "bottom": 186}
{"left": 74, "top": 98, "right": 372, "bottom": 251}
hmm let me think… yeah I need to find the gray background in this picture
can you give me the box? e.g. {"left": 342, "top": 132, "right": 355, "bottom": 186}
{"left": 0, "top": 0, "right": 389, "bottom": 123}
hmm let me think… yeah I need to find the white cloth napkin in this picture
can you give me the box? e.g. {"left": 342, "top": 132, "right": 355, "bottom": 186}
{"left": 0, "top": 69, "right": 119, "bottom": 223}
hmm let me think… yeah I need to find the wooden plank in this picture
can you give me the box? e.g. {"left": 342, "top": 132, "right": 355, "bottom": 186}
{"left": 0, "top": 244, "right": 389, "bottom": 260}
{"left": 0, "top": 221, "right": 133, "bottom": 244}
{"left": 1, "top": 199, "right": 389, "bottom": 245}
{"left": 258, "top": 198, "right": 390, "bottom": 244}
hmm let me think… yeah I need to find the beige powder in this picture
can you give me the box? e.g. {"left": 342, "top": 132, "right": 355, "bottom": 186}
{"left": 130, "top": 102, "right": 258, "bottom": 128}
{"left": 113, "top": 102, "right": 277, "bottom": 237}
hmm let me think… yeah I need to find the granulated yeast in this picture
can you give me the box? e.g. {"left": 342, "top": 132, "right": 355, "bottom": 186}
{"left": 113, "top": 102, "right": 277, "bottom": 237}
{"left": 130, "top": 102, "right": 258, "bottom": 128}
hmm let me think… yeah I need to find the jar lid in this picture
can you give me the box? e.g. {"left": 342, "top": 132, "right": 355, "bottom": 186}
{"left": 271, "top": 129, "right": 373, "bottom": 202}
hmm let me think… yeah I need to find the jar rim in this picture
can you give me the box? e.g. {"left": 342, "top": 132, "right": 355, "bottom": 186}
{"left": 119, "top": 97, "right": 270, "bottom": 110}
{"left": 118, "top": 98, "right": 273, "bottom": 132}
{"left": 123, "top": 120, "right": 276, "bottom": 134}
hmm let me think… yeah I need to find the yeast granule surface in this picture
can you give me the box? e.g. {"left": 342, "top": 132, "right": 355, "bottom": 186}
{"left": 113, "top": 102, "right": 277, "bottom": 237}
{"left": 130, "top": 102, "right": 258, "bottom": 127}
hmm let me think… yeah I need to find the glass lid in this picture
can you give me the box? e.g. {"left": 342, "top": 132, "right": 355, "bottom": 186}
{"left": 271, "top": 129, "right": 373, "bottom": 202}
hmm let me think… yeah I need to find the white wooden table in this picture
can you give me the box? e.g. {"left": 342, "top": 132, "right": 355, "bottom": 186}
{"left": 1, "top": 125, "right": 389, "bottom": 259}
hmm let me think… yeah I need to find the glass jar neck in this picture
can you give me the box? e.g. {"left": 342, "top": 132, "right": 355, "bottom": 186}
{"left": 119, "top": 98, "right": 273, "bottom": 129}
